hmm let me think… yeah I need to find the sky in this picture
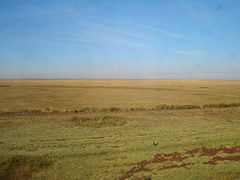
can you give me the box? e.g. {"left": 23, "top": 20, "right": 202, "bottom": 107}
{"left": 0, "top": 0, "right": 240, "bottom": 79}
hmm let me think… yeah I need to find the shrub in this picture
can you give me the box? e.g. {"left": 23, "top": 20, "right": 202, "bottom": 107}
{"left": 0, "top": 155, "right": 51, "bottom": 180}
{"left": 109, "top": 107, "right": 121, "bottom": 112}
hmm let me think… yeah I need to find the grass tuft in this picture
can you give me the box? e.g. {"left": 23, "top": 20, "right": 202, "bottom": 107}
{"left": 155, "top": 104, "right": 200, "bottom": 110}
{"left": 72, "top": 107, "right": 97, "bottom": 113}
{"left": 203, "top": 103, "right": 240, "bottom": 109}
{"left": 0, "top": 155, "right": 51, "bottom": 180}
{"left": 71, "top": 116, "right": 126, "bottom": 127}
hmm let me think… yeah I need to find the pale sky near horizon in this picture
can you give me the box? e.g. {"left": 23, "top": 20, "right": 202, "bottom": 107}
{"left": 0, "top": 0, "right": 240, "bottom": 79}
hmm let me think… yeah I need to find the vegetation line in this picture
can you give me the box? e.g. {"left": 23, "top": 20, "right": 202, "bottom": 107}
{"left": 1, "top": 103, "right": 240, "bottom": 115}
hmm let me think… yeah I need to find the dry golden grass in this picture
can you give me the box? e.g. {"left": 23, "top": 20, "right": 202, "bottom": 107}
{"left": 0, "top": 80, "right": 240, "bottom": 179}
{"left": 0, "top": 80, "right": 240, "bottom": 112}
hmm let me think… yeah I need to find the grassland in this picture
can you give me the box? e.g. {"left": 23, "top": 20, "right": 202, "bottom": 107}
{"left": 0, "top": 80, "right": 240, "bottom": 180}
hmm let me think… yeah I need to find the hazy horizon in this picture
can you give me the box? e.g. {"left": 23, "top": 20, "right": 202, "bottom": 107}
{"left": 1, "top": 0, "right": 240, "bottom": 79}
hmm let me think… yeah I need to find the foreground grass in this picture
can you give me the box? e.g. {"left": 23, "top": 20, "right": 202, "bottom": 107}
{"left": 0, "top": 108, "right": 240, "bottom": 179}
{"left": 0, "top": 80, "right": 240, "bottom": 179}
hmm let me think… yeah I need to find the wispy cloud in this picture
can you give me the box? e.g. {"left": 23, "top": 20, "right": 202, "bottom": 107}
{"left": 94, "top": 24, "right": 150, "bottom": 40}
{"left": 28, "top": 35, "right": 149, "bottom": 48}
{"left": 170, "top": 50, "right": 205, "bottom": 55}
{"left": 140, "top": 25, "right": 192, "bottom": 41}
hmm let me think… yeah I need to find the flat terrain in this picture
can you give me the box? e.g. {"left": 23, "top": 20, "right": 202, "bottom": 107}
{"left": 0, "top": 80, "right": 240, "bottom": 179}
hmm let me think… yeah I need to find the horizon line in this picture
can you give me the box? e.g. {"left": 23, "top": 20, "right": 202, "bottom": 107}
{"left": 0, "top": 78, "right": 240, "bottom": 81}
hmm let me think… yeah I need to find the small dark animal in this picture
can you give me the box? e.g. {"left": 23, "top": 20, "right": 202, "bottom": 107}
{"left": 153, "top": 141, "right": 158, "bottom": 146}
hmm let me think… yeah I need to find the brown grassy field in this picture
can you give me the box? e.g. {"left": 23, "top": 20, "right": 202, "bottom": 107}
{"left": 0, "top": 80, "right": 240, "bottom": 179}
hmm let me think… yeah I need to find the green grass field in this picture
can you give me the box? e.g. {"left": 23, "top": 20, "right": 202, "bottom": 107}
{"left": 0, "top": 80, "right": 240, "bottom": 180}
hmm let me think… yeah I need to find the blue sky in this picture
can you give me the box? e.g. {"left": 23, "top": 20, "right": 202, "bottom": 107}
{"left": 0, "top": 0, "right": 240, "bottom": 79}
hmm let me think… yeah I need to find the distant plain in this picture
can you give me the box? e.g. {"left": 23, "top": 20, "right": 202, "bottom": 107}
{"left": 0, "top": 80, "right": 240, "bottom": 179}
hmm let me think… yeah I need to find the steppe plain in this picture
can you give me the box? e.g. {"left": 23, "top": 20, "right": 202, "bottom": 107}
{"left": 0, "top": 80, "right": 240, "bottom": 179}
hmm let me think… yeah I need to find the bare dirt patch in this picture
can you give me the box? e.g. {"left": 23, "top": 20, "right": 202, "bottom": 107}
{"left": 120, "top": 146, "right": 240, "bottom": 180}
